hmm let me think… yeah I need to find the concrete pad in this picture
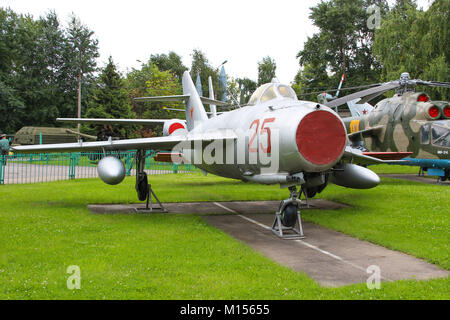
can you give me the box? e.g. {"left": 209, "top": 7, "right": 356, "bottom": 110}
{"left": 87, "top": 200, "right": 448, "bottom": 287}
{"left": 204, "top": 211, "right": 449, "bottom": 287}
{"left": 87, "top": 199, "right": 348, "bottom": 214}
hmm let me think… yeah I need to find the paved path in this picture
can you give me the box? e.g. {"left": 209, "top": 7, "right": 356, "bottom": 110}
{"left": 381, "top": 173, "right": 449, "bottom": 185}
{"left": 88, "top": 200, "right": 449, "bottom": 287}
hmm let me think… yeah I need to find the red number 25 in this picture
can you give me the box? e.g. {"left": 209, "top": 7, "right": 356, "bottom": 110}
{"left": 248, "top": 117, "right": 275, "bottom": 153}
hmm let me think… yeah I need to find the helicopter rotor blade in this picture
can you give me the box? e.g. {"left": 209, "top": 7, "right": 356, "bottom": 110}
{"left": 325, "top": 82, "right": 400, "bottom": 108}
{"left": 412, "top": 80, "right": 450, "bottom": 88}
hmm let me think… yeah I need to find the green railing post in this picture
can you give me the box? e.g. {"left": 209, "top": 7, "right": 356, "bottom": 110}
{"left": 69, "top": 153, "right": 76, "bottom": 180}
{"left": 0, "top": 155, "right": 4, "bottom": 184}
{"left": 125, "top": 151, "right": 133, "bottom": 176}
{"left": 173, "top": 163, "right": 178, "bottom": 174}
{"left": 39, "top": 133, "right": 44, "bottom": 161}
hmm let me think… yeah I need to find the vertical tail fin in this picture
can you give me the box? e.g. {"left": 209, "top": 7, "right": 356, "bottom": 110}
{"left": 347, "top": 99, "right": 374, "bottom": 117}
{"left": 182, "top": 71, "right": 208, "bottom": 130}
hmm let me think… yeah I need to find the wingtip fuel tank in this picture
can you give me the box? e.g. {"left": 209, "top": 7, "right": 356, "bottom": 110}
{"left": 97, "top": 156, "right": 126, "bottom": 185}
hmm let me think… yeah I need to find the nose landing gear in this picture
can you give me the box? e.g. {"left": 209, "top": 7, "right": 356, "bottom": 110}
{"left": 271, "top": 186, "right": 305, "bottom": 239}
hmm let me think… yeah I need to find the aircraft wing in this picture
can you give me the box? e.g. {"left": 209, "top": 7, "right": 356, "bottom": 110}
{"left": 362, "top": 152, "right": 413, "bottom": 161}
{"left": 342, "top": 146, "right": 412, "bottom": 165}
{"left": 342, "top": 146, "right": 384, "bottom": 165}
{"left": 12, "top": 131, "right": 237, "bottom": 154}
{"left": 57, "top": 118, "right": 170, "bottom": 125}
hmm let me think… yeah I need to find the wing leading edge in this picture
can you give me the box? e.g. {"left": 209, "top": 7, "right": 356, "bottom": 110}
{"left": 12, "top": 131, "right": 237, "bottom": 154}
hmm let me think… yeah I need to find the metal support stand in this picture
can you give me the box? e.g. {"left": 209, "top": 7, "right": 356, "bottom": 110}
{"left": 418, "top": 167, "right": 424, "bottom": 176}
{"left": 271, "top": 186, "right": 305, "bottom": 239}
{"left": 134, "top": 149, "right": 167, "bottom": 213}
{"left": 135, "top": 184, "right": 167, "bottom": 213}
{"left": 300, "top": 186, "right": 310, "bottom": 208}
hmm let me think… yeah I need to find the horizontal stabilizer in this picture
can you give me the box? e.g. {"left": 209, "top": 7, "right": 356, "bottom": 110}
{"left": 134, "top": 95, "right": 190, "bottom": 103}
{"left": 199, "top": 96, "right": 228, "bottom": 106}
{"left": 164, "top": 107, "right": 223, "bottom": 115}
{"left": 134, "top": 95, "right": 228, "bottom": 106}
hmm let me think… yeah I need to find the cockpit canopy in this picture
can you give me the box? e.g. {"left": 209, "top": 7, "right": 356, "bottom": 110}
{"left": 247, "top": 83, "right": 298, "bottom": 106}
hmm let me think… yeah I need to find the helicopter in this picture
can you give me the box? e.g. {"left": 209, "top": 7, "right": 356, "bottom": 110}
{"left": 324, "top": 72, "right": 450, "bottom": 181}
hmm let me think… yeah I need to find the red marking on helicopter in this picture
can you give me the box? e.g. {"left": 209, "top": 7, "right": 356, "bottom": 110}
{"left": 428, "top": 106, "right": 439, "bottom": 118}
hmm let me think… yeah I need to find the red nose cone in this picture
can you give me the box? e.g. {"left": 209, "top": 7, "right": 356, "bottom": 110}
{"left": 296, "top": 110, "right": 346, "bottom": 166}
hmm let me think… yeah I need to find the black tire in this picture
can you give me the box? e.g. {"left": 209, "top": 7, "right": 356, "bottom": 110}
{"left": 136, "top": 171, "right": 149, "bottom": 201}
{"left": 281, "top": 204, "right": 298, "bottom": 228}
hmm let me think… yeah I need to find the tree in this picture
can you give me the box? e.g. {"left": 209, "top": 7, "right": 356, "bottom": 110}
{"left": 190, "top": 49, "right": 218, "bottom": 98}
{"left": 84, "top": 57, "right": 137, "bottom": 139}
{"left": 257, "top": 56, "right": 277, "bottom": 85}
{"left": 125, "top": 62, "right": 182, "bottom": 137}
{"left": 237, "top": 77, "right": 257, "bottom": 104}
{"left": 0, "top": 9, "right": 99, "bottom": 133}
{"left": 149, "top": 51, "right": 187, "bottom": 82}
{"left": 66, "top": 15, "right": 99, "bottom": 129}
{"left": 295, "top": 0, "right": 389, "bottom": 100}
{"left": 373, "top": 0, "right": 449, "bottom": 99}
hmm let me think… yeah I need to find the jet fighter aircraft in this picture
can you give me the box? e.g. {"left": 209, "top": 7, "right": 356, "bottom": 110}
{"left": 325, "top": 72, "right": 450, "bottom": 181}
{"left": 13, "top": 71, "right": 386, "bottom": 238}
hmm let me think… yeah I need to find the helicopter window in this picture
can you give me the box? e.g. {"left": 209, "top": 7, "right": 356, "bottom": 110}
{"left": 431, "top": 122, "right": 450, "bottom": 148}
{"left": 260, "top": 86, "right": 277, "bottom": 103}
{"left": 248, "top": 84, "right": 272, "bottom": 105}
{"left": 420, "top": 124, "right": 430, "bottom": 144}
{"left": 278, "top": 85, "right": 297, "bottom": 100}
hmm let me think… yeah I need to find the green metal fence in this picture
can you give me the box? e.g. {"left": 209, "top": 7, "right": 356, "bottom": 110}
{"left": 0, "top": 151, "right": 197, "bottom": 185}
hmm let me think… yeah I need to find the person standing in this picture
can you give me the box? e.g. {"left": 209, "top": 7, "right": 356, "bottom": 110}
{"left": 0, "top": 134, "right": 10, "bottom": 164}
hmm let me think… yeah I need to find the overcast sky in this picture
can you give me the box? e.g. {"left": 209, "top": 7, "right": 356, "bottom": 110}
{"left": 2, "top": 0, "right": 433, "bottom": 84}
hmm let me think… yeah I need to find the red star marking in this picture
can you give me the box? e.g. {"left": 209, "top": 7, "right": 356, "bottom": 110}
{"left": 362, "top": 109, "right": 367, "bottom": 115}
{"left": 190, "top": 107, "right": 194, "bottom": 118}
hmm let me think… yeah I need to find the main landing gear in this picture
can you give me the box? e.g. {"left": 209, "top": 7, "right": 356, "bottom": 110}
{"left": 134, "top": 149, "right": 166, "bottom": 213}
{"left": 271, "top": 186, "right": 306, "bottom": 239}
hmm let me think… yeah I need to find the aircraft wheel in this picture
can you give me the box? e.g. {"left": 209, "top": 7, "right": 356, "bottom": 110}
{"left": 281, "top": 204, "right": 298, "bottom": 228}
{"left": 136, "top": 171, "right": 149, "bottom": 201}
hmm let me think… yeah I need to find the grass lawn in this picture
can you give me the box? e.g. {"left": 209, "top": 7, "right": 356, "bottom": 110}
{"left": 0, "top": 173, "right": 448, "bottom": 299}
{"left": 368, "top": 164, "right": 421, "bottom": 174}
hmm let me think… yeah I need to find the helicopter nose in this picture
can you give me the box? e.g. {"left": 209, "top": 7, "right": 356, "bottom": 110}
{"left": 296, "top": 110, "right": 347, "bottom": 166}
